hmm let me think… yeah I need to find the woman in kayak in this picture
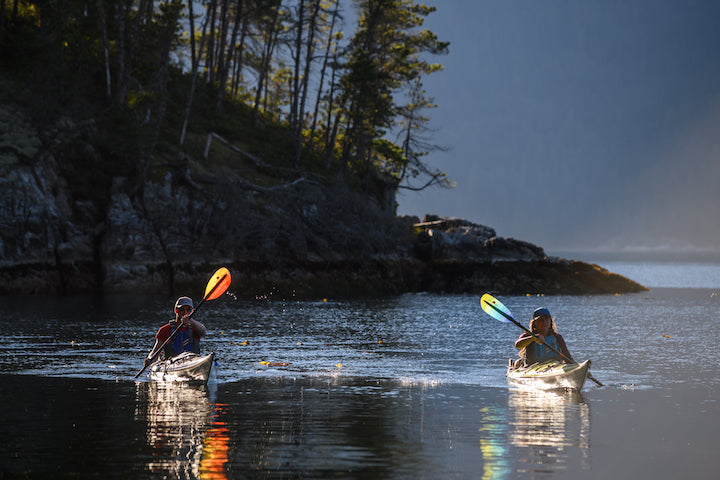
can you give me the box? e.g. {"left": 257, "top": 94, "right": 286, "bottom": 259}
{"left": 144, "top": 296, "right": 207, "bottom": 366}
{"left": 514, "top": 307, "right": 575, "bottom": 366}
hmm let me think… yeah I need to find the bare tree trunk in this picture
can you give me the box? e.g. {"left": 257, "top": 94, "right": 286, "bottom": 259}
{"left": 309, "top": 0, "right": 340, "bottom": 153}
{"left": 206, "top": 0, "right": 218, "bottom": 84}
{"left": 252, "top": 3, "right": 281, "bottom": 124}
{"left": 98, "top": 0, "right": 112, "bottom": 99}
{"left": 180, "top": 0, "right": 212, "bottom": 145}
{"left": 215, "top": 0, "right": 243, "bottom": 112}
{"left": 215, "top": 0, "right": 230, "bottom": 86}
{"left": 230, "top": 15, "right": 248, "bottom": 97}
{"left": 187, "top": 0, "right": 197, "bottom": 66}
{"left": 294, "top": 0, "right": 321, "bottom": 168}
{"left": 115, "top": 0, "right": 126, "bottom": 106}
{"left": 290, "top": 0, "right": 304, "bottom": 138}
{"left": 323, "top": 46, "right": 344, "bottom": 170}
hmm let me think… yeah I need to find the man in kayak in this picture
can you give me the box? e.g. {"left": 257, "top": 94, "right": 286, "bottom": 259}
{"left": 514, "top": 307, "right": 575, "bottom": 366}
{"left": 144, "top": 296, "right": 207, "bottom": 367}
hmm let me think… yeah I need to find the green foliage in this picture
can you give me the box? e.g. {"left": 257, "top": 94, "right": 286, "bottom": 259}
{"left": 1, "top": 0, "right": 450, "bottom": 207}
{"left": 337, "top": 0, "right": 449, "bottom": 191}
{"left": 372, "top": 138, "right": 407, "bottom": 181}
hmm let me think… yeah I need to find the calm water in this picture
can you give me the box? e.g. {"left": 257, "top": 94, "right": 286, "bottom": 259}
{"left": 1, "top": 261, "right": 719, "bottom": 479}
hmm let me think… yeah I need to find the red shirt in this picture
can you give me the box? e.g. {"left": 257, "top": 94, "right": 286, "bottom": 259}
{"left": 156, "top": 322, "right": 203, "bottom": 342}
{"left": 156, "top": 322, "right": 202, "bottom": 357}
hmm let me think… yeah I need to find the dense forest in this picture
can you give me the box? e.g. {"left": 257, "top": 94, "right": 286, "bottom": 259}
{"left": 1, "top": 0, "right": 452, "bottom": 207}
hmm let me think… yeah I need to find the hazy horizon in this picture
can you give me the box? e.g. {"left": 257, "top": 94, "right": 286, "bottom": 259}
{"left": 396, "top": 1, "right": 720, "bottom": 254}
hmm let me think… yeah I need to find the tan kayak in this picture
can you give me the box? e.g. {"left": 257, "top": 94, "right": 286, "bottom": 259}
{"left": 507, "top": 359, "right": 590, "bottom": 391}
{"left": 148, "top": 351, "right": 215, "bottom": 384}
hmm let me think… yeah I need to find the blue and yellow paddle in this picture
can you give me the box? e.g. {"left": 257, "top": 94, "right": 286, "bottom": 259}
{"left": 480, "top": 293, "right": 603, "bottom": 387}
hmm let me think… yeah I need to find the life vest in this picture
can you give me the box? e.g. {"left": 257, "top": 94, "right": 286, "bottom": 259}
{"left": 162, "top": 322, "right": 200, "bottom": 359}
{"left": 526, "top": 333, "right": 560, "bottom": 363}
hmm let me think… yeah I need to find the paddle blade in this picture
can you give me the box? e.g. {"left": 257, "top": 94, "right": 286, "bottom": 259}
{"left": 204, "top": 267, "right": 232, "bottom": 301}
{"left": 480, "top": 293, "right": 514, "bottom": 323}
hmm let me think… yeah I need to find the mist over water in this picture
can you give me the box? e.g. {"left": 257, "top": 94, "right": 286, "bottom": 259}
{"left": 552, "top": 249, "right": 720, "bottom": 289}
{"left": 396, "top": 1, "right": 720, "bottom": 253}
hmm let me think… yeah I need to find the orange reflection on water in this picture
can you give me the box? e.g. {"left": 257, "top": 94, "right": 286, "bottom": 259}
{"left": 200, "top": 404, "right": 230, "bottom": 480}
{"left": 136, "top": 382, "right": 232, "bottom": 479}
{"left": 138, "top": 381, "right": 212, "bottom": 478}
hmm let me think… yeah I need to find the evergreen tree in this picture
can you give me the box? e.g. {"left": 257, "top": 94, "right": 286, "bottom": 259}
{"left": 338, "top": 0, "right": 448, "bottom": 193}
{"left": 2, "top": 0, "right": 450, "bottom": 206}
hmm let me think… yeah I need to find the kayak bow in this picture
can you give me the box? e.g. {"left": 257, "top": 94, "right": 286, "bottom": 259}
{"left": 507, "top": 359, "right": 590, "bottom": 391}
{"left": 148, "top": 351, "right": 215, "bottom": 384}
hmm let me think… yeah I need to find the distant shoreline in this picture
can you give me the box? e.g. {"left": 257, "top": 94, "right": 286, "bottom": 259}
{"left": 550, "top": 249, "right": 720, "bottom": 264}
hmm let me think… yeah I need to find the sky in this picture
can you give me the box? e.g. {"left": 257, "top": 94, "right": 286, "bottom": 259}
{"left": 395, "top": 0, "right": 720, "bottom": 254}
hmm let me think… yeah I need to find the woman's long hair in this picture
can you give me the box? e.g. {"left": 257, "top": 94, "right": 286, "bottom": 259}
{"left": 529, "top": 315, "right": 558, "bottom": 335}
{"left": 519, "top": 315, "right": 558, "bottom": 360}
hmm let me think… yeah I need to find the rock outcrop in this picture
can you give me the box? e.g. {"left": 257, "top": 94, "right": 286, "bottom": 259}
{"left": 392, "top": 214, "right": 646, "bottom": 296}
{"left": 409, "top": 214, "right": 545, "bottom": 261}
{"left": 0, "top": 104, "right": 647, "bottom": 298}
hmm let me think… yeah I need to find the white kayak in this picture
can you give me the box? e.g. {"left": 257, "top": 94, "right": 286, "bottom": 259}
{"left": 507, "top": 358, "right": 590, "bottom": 391}
{"left": 148, "top": 351, "right": 215, "bottom": 384}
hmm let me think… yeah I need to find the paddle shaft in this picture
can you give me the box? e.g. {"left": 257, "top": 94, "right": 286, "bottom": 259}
{"left": 134, "top": 272, "right": 229, "bottom": 379}
{"left": 481, "top": 297, "right": 604, "bottom": 387}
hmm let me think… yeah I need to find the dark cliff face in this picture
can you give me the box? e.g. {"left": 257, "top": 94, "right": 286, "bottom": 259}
{"left": 0, "top": 105, "right": 646, "bottom": 298}
{"left": 0, "top": 103, "right": 407, "bottom": 296}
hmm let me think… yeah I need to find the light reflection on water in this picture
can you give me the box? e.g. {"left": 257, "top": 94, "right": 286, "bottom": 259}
{"left": 133, "top": 381, "right": 231, "bottom": 480}
{"left": 127, "top": 378, "right": 594, "bottom": 479}
{"left": 1, "top": 288, "right": 710, "bottom": 392}
{"left": 136, "top": 382, "right": 217, "bottom": 479}
{"left": 1, "top": 268, "right": 720, "bottom": 478}
{"left": 508, "top": 388, "right": 590, "bottom": 475}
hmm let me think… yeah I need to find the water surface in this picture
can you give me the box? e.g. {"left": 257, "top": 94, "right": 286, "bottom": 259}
{"left": 1, "top": 263, "right": 719, "bottom": 479}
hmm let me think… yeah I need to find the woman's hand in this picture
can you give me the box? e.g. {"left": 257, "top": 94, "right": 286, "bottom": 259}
{"left": 533, "top": 334, "right": 546, "bottom": 345}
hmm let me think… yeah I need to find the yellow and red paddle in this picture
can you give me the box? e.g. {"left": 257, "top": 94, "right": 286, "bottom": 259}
{"left": 134, "top": 267, "right": 231, "bottom": 379}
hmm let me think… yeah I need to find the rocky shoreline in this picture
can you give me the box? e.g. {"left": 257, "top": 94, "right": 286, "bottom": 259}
{"left": 0, "top": 254, "right": 647, "bottom": 298}
{"left": 0, "top": 104, "right": 647, "bottom": 298}
{"left": 225, "top": 255, "right": 648, "bottom": 298}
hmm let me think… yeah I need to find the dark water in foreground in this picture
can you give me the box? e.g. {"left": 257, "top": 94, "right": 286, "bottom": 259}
{"left": 1, "top": 262, "right": 719, "bottom": 479}
{"left": 2, "top": 375, "right": 716, "bottom": 479}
